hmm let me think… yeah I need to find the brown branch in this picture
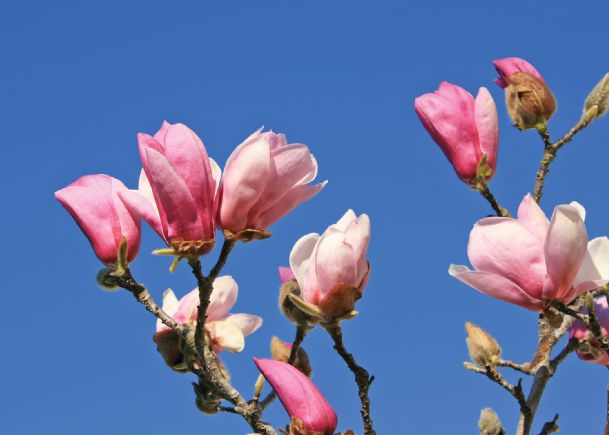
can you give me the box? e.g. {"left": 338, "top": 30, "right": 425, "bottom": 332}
{"left": 324, "top": 322, "right": 375, "bottom": 435}
{"left": 538, "top": 414, "right": 559, "bottom": 435}
{"left": 463, "top": 363, "right": 528, "bottom": 412}
{"left": 473, "top": 179, "right": 511, "bottom": 217}
{"left": 533, "top": 113, "right": 595, "bottom": 203}
{"left": 496, "top": 359, "right": 533, "bottom": 375}
{"left": 549, "top": 338, "right": 579, "bottom": 372}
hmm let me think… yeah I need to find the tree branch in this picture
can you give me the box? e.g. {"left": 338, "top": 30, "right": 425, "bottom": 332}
{"left": 324, "top": 322, "right": 376, "bottom": 435}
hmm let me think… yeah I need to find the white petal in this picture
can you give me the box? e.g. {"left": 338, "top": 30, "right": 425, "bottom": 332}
{"left": 226, "top": 313, "right": 263, "bottom": 337}
{"left": 157, "top": 288, "right": 178, "bottom": 332}
{"left": 289, "top": 233, "right": 320, "bottom": 289}
{"left": 207, "top": 276, "right": 238, "bottom": 321}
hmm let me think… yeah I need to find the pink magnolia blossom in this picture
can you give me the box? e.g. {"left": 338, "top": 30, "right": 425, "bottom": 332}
{"left": 156, "top": 276, "right": 262, "bottom": 354}
{"left": 570, "top": 296, "right": 609, "bottom": 367}
{"left": 493, "top": 57, "right": 545, "bottom": 89}
{"left": 55, "top": 174, "right": 141, "bottom": 265}
{"left": 119, "top": 121, "right": 221, "bottom": 256}
{"left": 414, "top": 82, "right": 499, "bottom": 183}
{"left": 217, "top": 129, "right": 326, "bottom": 239}
{"left": 289, "top": 209, "right": 371, "bottom": 318}
{"left": 450, "top": 194, "right": 609, "bottom": 311}
{"left": 254, "top": 358, "right": 337, "bottom": 434}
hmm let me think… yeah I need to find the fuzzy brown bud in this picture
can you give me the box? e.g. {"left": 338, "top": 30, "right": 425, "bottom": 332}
{"left": 96, "top": 267, "right": 120, "bottom": 291}
{"left": 279, "top": 279, "right": 311, "bottom": 325}
{"left": 270, "top": 336, "right": 312, "bottom": 377}
{"left": 504, "top": 72, "right": 556, "bottom": 131}
{"left": 279, "top": 418, "right": 354, "bottom": 435}
{"left": 478, "top": 408, "right": 505, "bottom": 435}
{"left": 465, "top": 322, "right": 502, "bottom": 367}
{"left": 584, "top": 73, "right": 609, "bottom": 120}
{"left": 153, "top": 329, "right": 188, "bottom": 373}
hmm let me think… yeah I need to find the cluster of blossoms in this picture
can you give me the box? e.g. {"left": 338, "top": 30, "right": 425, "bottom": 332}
{"left": 56, "top": 121, "right": 372, "bottom": 434}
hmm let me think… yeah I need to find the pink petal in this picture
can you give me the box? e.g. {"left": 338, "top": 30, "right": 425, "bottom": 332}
{"left": 343, "top": 213, "right": 371, "bottom": 284}
{"left": 255, "top": 181, "right": 327, "bottom": 230}
{"left": 414, "top": 83, "right": 479, "bottom": 182}
{"left": 206, "top": 320, "right": 245, "bottom": 353}
{"left": 474, "top": 87, "right": 499, "bottom": 175}
{"left": 254, "top": 358, "right": 338, "bottom": 434}
{"left": 118, "top": 190, "right": 165, "bottom": 243}
{"left": 157, "top": 289, "right": 179, "bottom": 332}
{"left": 156, "top": 123, "right": 216, "bottom": 236}
{"left": 516, "top": 194, "right": 549, "bottom": 246}
{"left": 575, "top": 237, "right": 609, "bottom": 284}
{"left": 173, "top": 288, "right": 200, "bottom": 325}
{"left": 493, "top": 57, "right": 545, "bottom": 88}
{"left": 332, "top": 209, "right": 357, "bottom": 232}
{"left": 279, "top": 266, "right": 296, "bottom": 284}
{"left": 143, "top": 147, "right": 204, "bottom": 242}
{"left": 219, "top": 133, "right": 271, "bottom": 231}
{"left": 449, "top": 265, "right": 544, "bottom": 311}
{"left": 543, "top": 204, "right": 588, "bottom": 300}
{"left": 289, "top": 233, "right": 321, "bottom": 302}
{"left": 248, "top": 144, "right": 318, "bottom": 219}
{"left": 225, "top": 313, "right": 263, "bottom": 336}
{"left": 207, "top": 276, "right": 239, "bottom": 321}
{"left": 55, "top": 175, "right": 121, "bottom": 265}
{"left": 313, "top": 229, "right": 357, "bottom": 302}
{"left": 468, "top": 218, "right": 546, "bottom": 299}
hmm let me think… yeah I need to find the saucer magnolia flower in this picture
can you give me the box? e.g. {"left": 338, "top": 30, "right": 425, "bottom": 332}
{"left": 414, "top": 82, "right": 499, "bottom": 183}
{"left": 254, "top": 358, "right": 337, "bottom": 435}
{"left": 290, "top": 210, "right": 371, "bottom": 319}
{"left": 154, "top": 276, "right": 262, "bottom": 371}
{"left": 450, "top": 194, "right": 609, "bottom": 311}
{"left": 218, "top": 129, "right": 326, "bottom": 241}
{"left": 570, "top": 296, "right": 609, "bottom": 367}
{"left": 119, "top": 121, "right": 221, "bottom": 257}
{"left": 55, "top": 174, "right": 141, "bottom": 265}
{"left": 493, "top": 57, "right": 556, "bottom": 130}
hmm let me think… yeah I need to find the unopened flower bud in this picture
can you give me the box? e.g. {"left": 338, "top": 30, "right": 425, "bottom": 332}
{"left": 96, "top": 267, "right": 120, "bottom": 291}
{"left": 504, "top": 72, "right": 556, "bottom": 131}
{"left": 271, "top": 336, "right": 312, "bottom": 377}
{"left": 193, "top": 378, "right": 221, "bottom": 415}
{"left": 279, "top": 276, "right": 311, "bottom": 326}
{"left": 465, "top": 322, "right": 502, "bottom": 367}
{"left": 584, "top": 73, "right": 609, "bottom": 120}
{"left": 153, "top": 329, "right": 188, "bottom": 372}
{"left": 478, "top": 408, "right": 505, "bottom": 435}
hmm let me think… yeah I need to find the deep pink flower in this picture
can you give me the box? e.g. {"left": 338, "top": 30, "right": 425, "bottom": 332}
{"left": 254, "top": 358, "right": 337, "bottom": 434}
{"left": 570, "top": 296, "right": 609, "bottom": 367}
{"left": 493, "top": 57, "right": 545, "bottom": 89}
{"left": 289, "top": 209, "right": 371, "bottom": 318}
{"left": 55, "top": 174, "right": 141, "bottom": 265}
{"left": 156, "top": 276, "right": 262, "bottom": 354}
{"left": 415, "top": 82, "right": 499, "bottom": 183}
{"left": 217, "top": 129, "right": 326, "bottom": 240}
{"left": 450, "top": 194, "right": 609, "bottom": 311}
{"left": 119, "top": 121, "right": 220, "bottom": 256}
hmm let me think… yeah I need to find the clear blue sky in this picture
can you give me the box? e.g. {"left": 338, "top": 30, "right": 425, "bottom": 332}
{"left": 2, "top": 1, "right": 609, "bottom": 433}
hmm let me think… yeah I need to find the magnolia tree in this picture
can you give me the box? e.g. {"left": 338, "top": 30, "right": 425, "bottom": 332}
{"left": 55, "top": 56, "right": 609, "bottom": 435}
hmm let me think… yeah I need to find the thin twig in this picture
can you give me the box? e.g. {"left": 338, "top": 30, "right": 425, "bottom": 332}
{"left": 496, "top": 359, "right": 533, "bottom": 375}
{"left": 474, "top": 178, "right": 511, "bottom": 217}
{"left": 324, "top": 323, "right": 375, "bottom": 435}
{"left": 533, "top": 114, "right": 595, "bottom": 203}
{"left": 549, "top": 338, "right": 579, "bottom": 372}
{"left": 463, "top": 363, "right": 528, "bottom": 411}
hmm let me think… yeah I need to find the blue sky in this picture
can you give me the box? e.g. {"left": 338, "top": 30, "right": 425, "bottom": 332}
{"left": 2, "top": 1, "right": 609, "bottom": 433}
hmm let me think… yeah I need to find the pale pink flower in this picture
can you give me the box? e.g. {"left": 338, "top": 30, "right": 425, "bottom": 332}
{"left": 217, "top": 129, "right": 326, "bottom": 239}
{"left": 254, "top": 358, "right": 337, "bottom": 434}
{"left": 278, "top": 266, "right": 296, "bottom": 285}
{"left": 570, "top": 296, "right": 609, "bottom": 367}
{"left": 415, "top": 82, "right": 499, "bottom": 183}
{"left": 289, "top": 209, "right": 371, "bottom": 317}
{"left": 450, "top": 194, "right": 609, "bottom": 311}
{"left": 156, "top": 276, "right": 262, "bottom": 353}
{"left": 119, "top": 121, "right": 221, "bottom": 256}
{"left": 55, "top": 174, "right": 140, "bottom": 265}
{"left": 493, "top": 57, "right": 545, "bottom": 89}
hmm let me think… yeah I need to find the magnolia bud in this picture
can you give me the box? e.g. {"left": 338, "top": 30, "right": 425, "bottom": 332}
{"left": 478, "top": 408, "right": 505, "bottom": 435}
{"left": 279, "top": 279, "right": 311, "bottom": 326}
{"left": 504, "top": 72, "right": 556, "bottom": 131}
{"left": 193, "top": 378, "right": 221, "bottom": 415}
{"left": 584, "top": 73, "right": 609, "bottom": 120}
{"left": 271, "top": 336, "right": 312, "bottom": 377}
{"left": 96, "top": 267, "right": 120, "bottom": 291}
{"left": 153, "top": 330, "right": 188, "bottom": 373}
{"left": 465, "top": 322, "right": 502, "bottom": 367}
